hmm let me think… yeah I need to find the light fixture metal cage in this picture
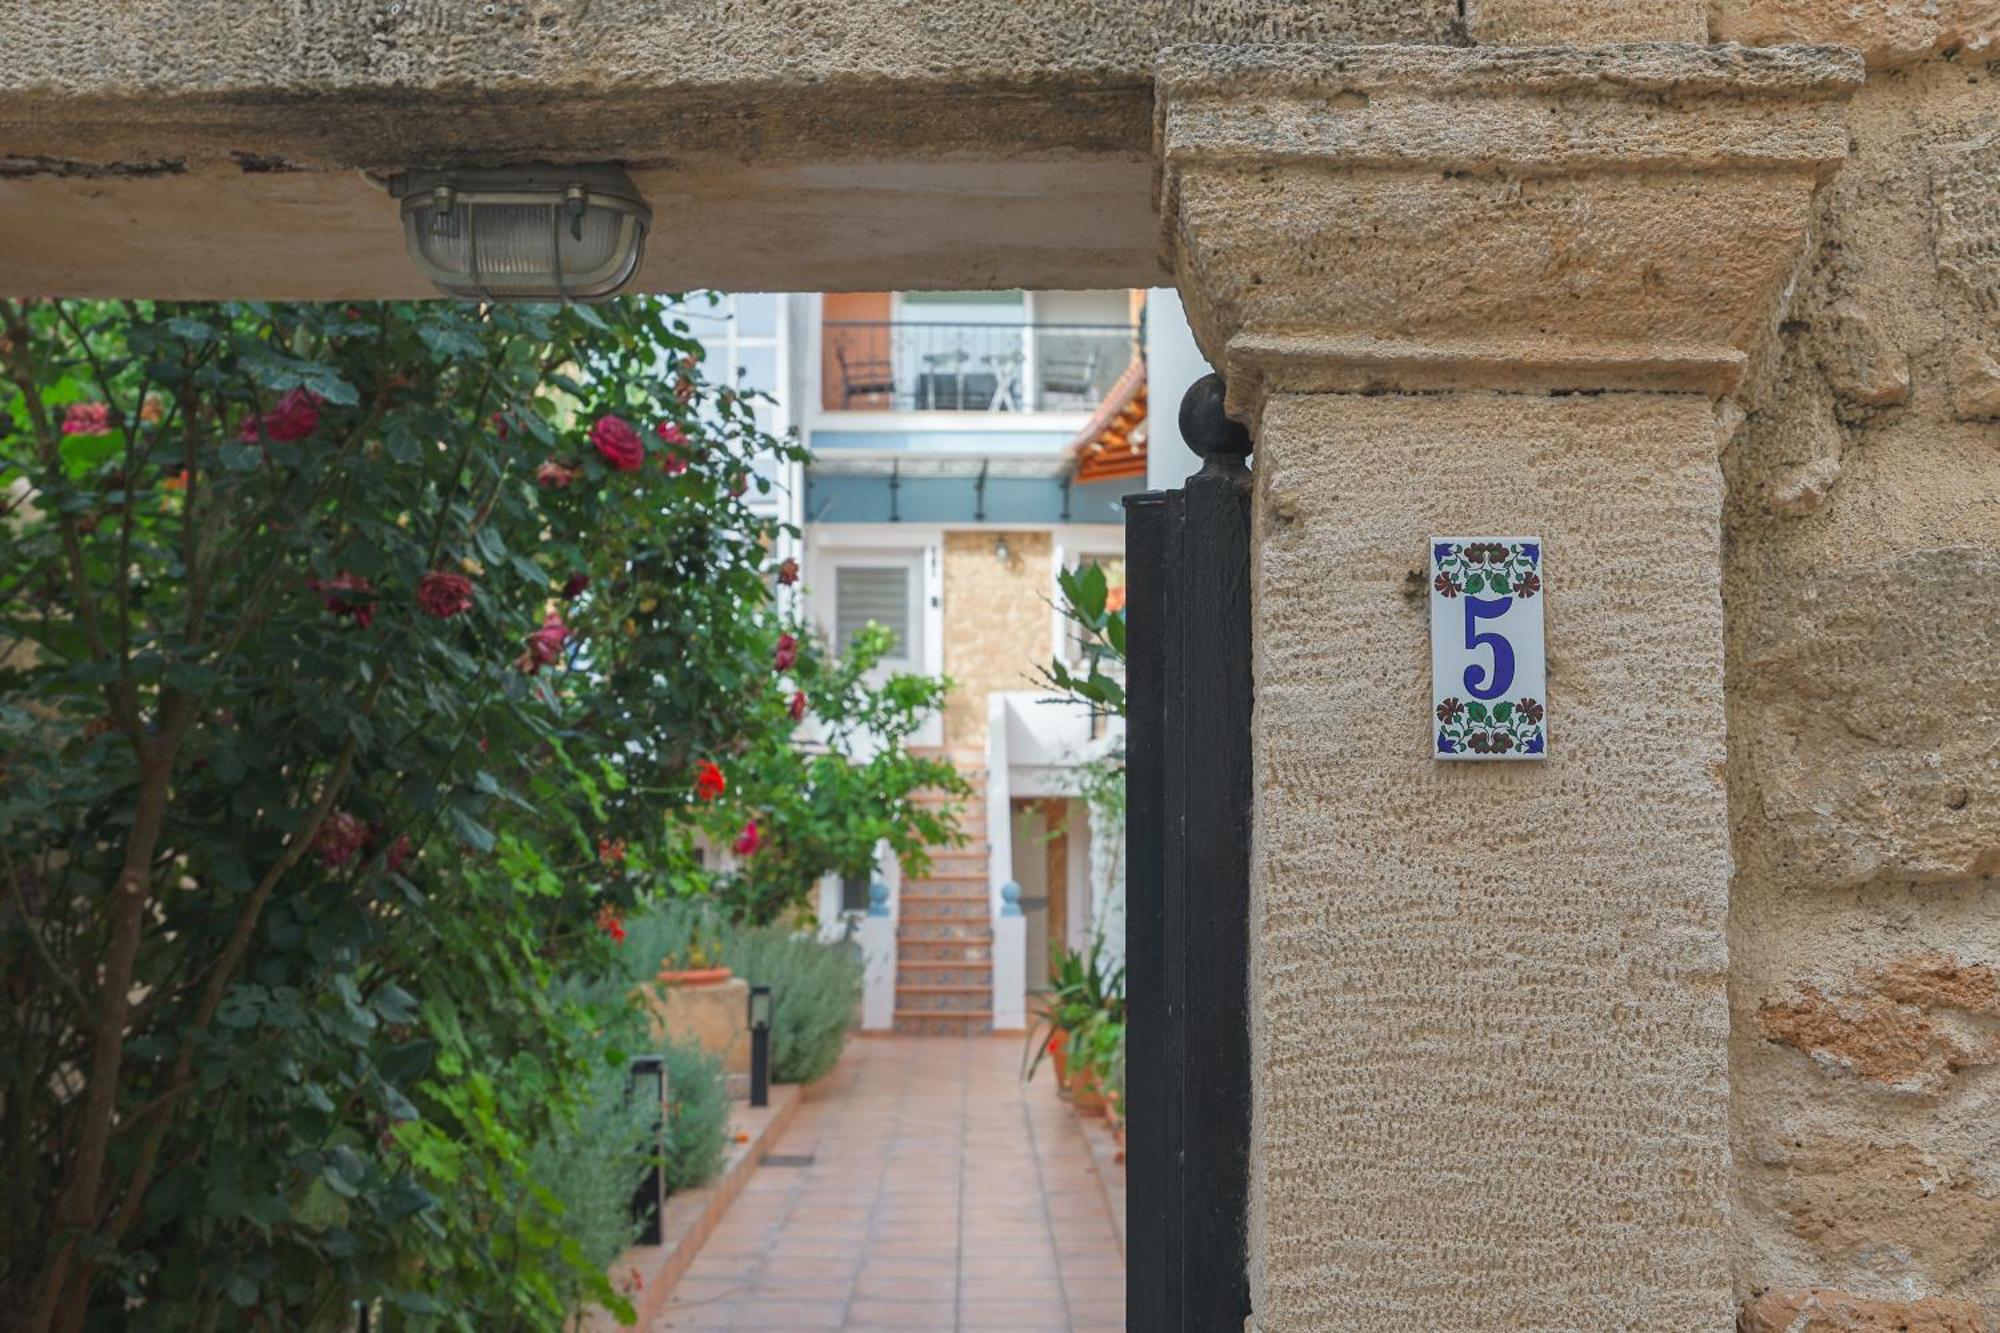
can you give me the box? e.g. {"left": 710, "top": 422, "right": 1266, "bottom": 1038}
{"left": 393, "top": 163, "right": 651, "bottom": 303}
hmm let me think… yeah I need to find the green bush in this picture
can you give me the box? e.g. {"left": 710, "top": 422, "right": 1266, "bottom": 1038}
{"left": 659, "top": 1039, "right": 730, "bottom": 1193}
{"left": 723, "top": 926, "right": 863, "bottom": 1084}
{"left": 527, "top": 1057, "right": 650, "bottom": 1277}
{"left": 620, "top": 903, "right": 862, "bottom": 1085}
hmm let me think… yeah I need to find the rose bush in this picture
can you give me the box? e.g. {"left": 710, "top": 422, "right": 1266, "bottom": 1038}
{"left": 0, "top": 297, "right": 960, "bottom": 1331}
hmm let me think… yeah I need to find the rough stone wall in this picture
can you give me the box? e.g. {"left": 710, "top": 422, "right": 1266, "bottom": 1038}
{"left": 1724, "top": 57, "right": 2000, "bottom": 1325}
{"left": 1249, "top": 391, "right": 1735, "bottom": 1331}
{"left": 939, "top": 531, "right": 1051, "bottom": 754}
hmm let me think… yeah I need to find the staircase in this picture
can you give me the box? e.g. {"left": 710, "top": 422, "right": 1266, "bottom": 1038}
{"left": 894, "top": 764, "right": 994, "bottom": 1035}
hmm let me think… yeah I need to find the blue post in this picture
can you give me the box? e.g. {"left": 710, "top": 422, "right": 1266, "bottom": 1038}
{"left": 1001, "top": 881, "right": 1023, "bottom": 917}
{"left": 867, "top": 880, "right": 891, "bottom": 917}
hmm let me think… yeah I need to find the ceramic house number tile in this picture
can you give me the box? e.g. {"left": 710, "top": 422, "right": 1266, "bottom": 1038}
{"left": 1430, "top": 537, "right": 1547, "bottom": 761}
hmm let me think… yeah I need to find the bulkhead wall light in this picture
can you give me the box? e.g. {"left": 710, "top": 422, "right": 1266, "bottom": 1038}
{"left": 392, "top": 164, "right": 651, "bottom": 302}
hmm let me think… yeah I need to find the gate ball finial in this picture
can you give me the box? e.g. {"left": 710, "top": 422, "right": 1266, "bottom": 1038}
{"left": 1178, "top": 373, "right": 1252, "bottom": 468}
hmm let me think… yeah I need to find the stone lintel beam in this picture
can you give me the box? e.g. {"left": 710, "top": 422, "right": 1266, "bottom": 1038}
{"left": 1157, "top": 43, "right": 1864, "bottom": 415}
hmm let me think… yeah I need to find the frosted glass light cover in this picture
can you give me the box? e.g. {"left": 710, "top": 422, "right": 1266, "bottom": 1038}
{"left": 395, "top": 166, "right": 649, "bottom": 302}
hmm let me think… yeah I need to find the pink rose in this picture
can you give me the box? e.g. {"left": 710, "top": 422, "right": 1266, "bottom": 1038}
{"left": 590, "top": 415, "right": 644, "bottom": 472}
{"left": 536, "top": 459, "right": 578, "bottom": 490}
{"left": 239, "top": 388, "right": 321, "bottom": 444}
{"left": 773, "top": 633, "right": 797, "bottom": 672}
{"left": 515, "top": 610, "right": 570, "bottom": 675}
{"left": 416, "top": 570, "right": 475, "bottom": 619}
{"left": 733, "top": 820, "right": 762, "bottom": 857}
{"left": 307, "top": 571, "right": 375, "bottom": 629}
{"left": 61, "top": 402, "right": 111, "bottom": 436}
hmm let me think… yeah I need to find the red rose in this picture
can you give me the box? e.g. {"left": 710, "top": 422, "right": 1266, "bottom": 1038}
{"left": 598, "top": 837, "right": 626, "bottom": 869}
{"left": 789, "top": 690, "right": 807, "bottom": 721}
{"left": 596, "top": 903, "right": 627, "bottom": 943}
{"left": 307, "top": 571, "right": 375, "bottom": 629}
{"left": 773, "top": 633, "right": 798, "bottom": 672}
{"left": 514, "top": 610, "right": 570, "bottom": 675}
{"left": 536, "top": 459, "right": 577, "bottom": 490}
{"left": 383, "top": 834, "right": 415, "bottom": 874}
{"left": 733, "top": 820, "right": 762, "bottom": 857}
{"left": 590, "top": 415, "right": 644, "bottom": 472}
{"left": 490, "top": 411, "right": 510, "bottom": 440}
{"left": 561, "top": 573, "right": 590, "bottom": 600}
{"left": 61, "top": 402, "right": 111, "bottom": 436}
{"left": 313, "top": 810, "right": 369, "bottom": 870}
{"left": 416, "top": 570, "right": 475, "bottom": 619}
{"left": 694, "top": 760, "right": 726, "bottom": 802}
{"left": 655, "top": 421, "right": 687, "bottom": 447}
{"left": 776, "top": 558, "right": 799, "bottom": 587}
{"left": 239, "top": 388, "right": 321, "bottom": 444}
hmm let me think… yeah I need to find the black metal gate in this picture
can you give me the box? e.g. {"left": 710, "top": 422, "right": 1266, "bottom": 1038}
{"left": 1125, "top": 374, "right": 1253, "bottom": 1333}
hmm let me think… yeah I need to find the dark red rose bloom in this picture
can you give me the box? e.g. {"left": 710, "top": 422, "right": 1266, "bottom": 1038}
{"left": 313, "top": 810, "right": 370, "bottom": 870}
{"left": 789, "top": 690, "right": 807, "bottom": 721}
{"left": 416, "top": 570, "right": 475, "bottom": 619}
{"left": 1512, "top": 572, "right": 1541, "bottom": 598}
{"left": 561, "top": 573, "right": 590, "bottom": 600}
{"left": 383, "top": 834, "right": 415, "bottom": 874}
{"left": 590, "top": 415, "right": 644, "bottom": 472}
{"left": 1433, "top": 572, "right": 1458, "bottom": 599}
{"left": 773, "top": 633, "right": 798, "bottom": 672}
{"left": 308, "top": 571, "right": 376, "bottom": 629}
{"left": 695, "top": 759, "right": 726, "bottom": 801}
{"left": 733, "top": 820, "right": 762, "bottom": 857}
{"left": 777, "top": 558, "right": 799, "bottom": 587}
{"left": 514, "top": 610, "right": 570, "bottom": 675}
{"left": 729, "top": 472, "right": 749, "bottom": 498}
{"left": 655, "top": 421, "right": 688, "bottom": 447}
{"left": 61, "top": 402, "right": 111, "bottom": 436}
{"left": 490, "top": 411, "right": 512, "bottom": 440}
{"left": 536, "top": 459, "right": 578, "bottom": 490}
{"left": 239, "top": 388, "right": 322, "bottom": 444}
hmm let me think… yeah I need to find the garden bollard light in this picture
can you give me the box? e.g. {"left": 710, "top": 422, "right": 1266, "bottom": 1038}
{"left": 748, "top": 985, "right": 772, "bottom": 1108}
{"left": 628, "top": 1054, "right": 667, "bottom": 1244}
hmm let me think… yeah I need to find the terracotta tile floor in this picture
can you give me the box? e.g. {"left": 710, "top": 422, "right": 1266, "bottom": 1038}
{"left": 651, "top": 1036, "right": 1125, "bottom": 1332}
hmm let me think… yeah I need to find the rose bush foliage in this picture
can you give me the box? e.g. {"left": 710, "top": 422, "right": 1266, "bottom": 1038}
{"left": 0, "top": 298, "right": 961, "bottom": 1331}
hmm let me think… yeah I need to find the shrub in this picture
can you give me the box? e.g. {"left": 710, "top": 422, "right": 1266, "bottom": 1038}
{"left": 527, "top": 1057, "right": 651, "bottom": 1277}
{"left": 659, "top": 1039, "right": 731, "bottom": 1193}
{"left": 724, "top": 925, "right": 864, "bottom": 1084}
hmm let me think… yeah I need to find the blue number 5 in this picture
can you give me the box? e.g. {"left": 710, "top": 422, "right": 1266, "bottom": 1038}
{"left": 1463, "top": 596, "right": 1515, "bottom": 700}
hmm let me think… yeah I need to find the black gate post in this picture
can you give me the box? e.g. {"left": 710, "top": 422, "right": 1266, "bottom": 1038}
{"left": 1126, "top": 374, "right": 1253, "bottom": 1331}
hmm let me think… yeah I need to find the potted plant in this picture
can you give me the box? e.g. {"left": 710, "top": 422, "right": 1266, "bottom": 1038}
{"left": 1023, "top": 938, "right": 1125, "bottom": 1109}
{"left": 657, "top": 922, "right": 732, "bottom": 987}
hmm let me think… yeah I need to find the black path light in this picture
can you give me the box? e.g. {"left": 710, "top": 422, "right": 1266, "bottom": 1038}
{"left": 748, "top": 985, "right": 773, "bottom": 1108}
{"left": 628, "top": 1054, "right": 668, "bottom": 1244}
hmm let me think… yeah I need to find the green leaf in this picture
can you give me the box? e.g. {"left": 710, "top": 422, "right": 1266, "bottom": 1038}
{"left": 218, "top": 443, "right": 262, "bottom": 472}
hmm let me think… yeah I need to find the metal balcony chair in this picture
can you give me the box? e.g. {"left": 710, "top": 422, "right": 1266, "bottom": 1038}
{"left": 836, "top": 342, "right": 897, "bottom": 408}
{"left": 1039, "top": 344, "right": 1102, "bottom": 405}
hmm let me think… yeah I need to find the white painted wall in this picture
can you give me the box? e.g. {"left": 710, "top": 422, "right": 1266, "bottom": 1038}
{"left": 1144, "top": 287, "right": 1210, "bottom": 491}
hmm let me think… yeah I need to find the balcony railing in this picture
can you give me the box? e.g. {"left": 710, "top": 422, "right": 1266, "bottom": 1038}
{"left": 823, "top": 320, "right": 1136, "bottom": 414}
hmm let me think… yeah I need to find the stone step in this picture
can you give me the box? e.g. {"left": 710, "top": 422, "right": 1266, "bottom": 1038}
{"left": 894, "top": 1010, "right": 994, "bottom": 1036}
{"left": 897, "top": 961, "right": 993, "bottom": 985}
{"left": 893, "top": 987, "right": 991, "bottom": 1012}
{"left": 898, "top": 895, "right": 987, "bottom": 919}
{"left": 898, "top": 939, "right": 993, "bottom": 963}
{"left": 898, "top": 918, "right": 993, "bottom": 942}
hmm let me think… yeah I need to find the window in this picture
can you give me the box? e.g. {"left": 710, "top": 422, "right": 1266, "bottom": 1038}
{"left": 835, "top": 565, "right": 912, "bottom": 660}
{"left": 840, "top": 873, "right": 872, "bottom": 916}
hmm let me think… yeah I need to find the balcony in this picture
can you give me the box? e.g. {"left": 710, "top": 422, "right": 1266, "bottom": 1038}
{"left": 823, "top": 320, "right": 1136, "bottom": 415}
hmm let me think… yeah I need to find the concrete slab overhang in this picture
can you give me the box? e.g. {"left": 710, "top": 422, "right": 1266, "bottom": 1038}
{"left": 0, "top": 0, "right": 1464, "bottom": 298}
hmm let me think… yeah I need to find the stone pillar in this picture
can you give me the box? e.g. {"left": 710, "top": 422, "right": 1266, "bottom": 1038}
{"left": 1157, "top": 44, "right": 1859, "bottom": 1331}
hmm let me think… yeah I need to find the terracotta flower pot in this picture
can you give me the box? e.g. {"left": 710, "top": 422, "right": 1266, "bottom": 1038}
{"left": 1068, "top": 1065, "right": 1108, "bottom": 1115}
{"left": 657, "top": 965, "right": 732, "bottom": 987}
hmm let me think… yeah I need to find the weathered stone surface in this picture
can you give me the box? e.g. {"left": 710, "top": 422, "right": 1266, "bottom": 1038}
{"left": 1158, "top": 43, "right": 1860, "bottom": 401}
{"left": 1741, "top": 1288, "right": 1992, "bottom": 1332}
{"left": 1249, "top": 391, "right": 1734, "bottom": 1332}
{"left": 1816, "top": 301, "right": 1911, "bottom": 414}
{"left": 1760, "top": 984, "right": 1996, "bottom": 1092}
{"left": 1949, "top": 343, "right": 2000, "bottom": 419}
{"left": 1768, "top": 456, "right": 1842, "bottom": 516}
{"left": 1774, "top": 1139, "right": 2000, "bottom": 1288}
{"left": 1737, "top": 549, "right": 2000, "bottom": 890}
{"left": 1712, "top": 0, "right": 2000, "bottom": 70}
{"left": 1932, "top": 131, "right": 2000, "bottom": 324}
{"left": 940, "top": 531, "right": 1051, "bottom": 752}
{"left": 1467, "top": 0, "right": 1705, "bottom": 43}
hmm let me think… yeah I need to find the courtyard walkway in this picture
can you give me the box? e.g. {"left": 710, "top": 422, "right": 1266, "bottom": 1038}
{"left": 650, "top": 1036, "right": 1125, "bottom": 1332}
